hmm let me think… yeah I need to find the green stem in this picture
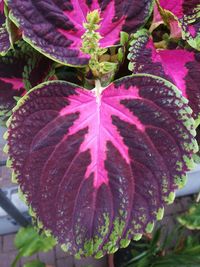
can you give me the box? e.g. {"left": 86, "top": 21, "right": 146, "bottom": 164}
{"left": 11, "top": 251, "right": 24, "bottom": 267}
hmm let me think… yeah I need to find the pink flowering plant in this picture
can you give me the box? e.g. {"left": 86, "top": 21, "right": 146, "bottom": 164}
{"left": 0, "top": 0, "right": 200, "bottom": 259}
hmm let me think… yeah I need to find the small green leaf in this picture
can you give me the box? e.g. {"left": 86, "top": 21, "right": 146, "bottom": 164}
{"left": 120, "top": 31, "right": 129, "bottom": 46}
{"left": 23, "top": 260, "right": 45, "bottom": 267}
{"left": 86, "top": 10, "right": 101, "bottom": 25}
{"left": 15, "top": 227, "right": 56, "bottom": 257}
{"left": 178, "top": 203, "right": 200, "bottom": 230}
{"left": 117, "top": 48, "right": 123, "bottom": 62}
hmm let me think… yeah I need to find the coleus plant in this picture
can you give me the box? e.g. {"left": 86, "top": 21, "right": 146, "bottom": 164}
{"left": 151, "top": 0, "right": 200, "bottom": 49}
{"left": 0, "top": 0, "right": 200, "bottom": 260}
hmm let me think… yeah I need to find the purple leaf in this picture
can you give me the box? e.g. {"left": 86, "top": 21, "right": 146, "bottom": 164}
{"left": 0, "top": 0, "right": 4, "bottom": 23}
{"left": 0, "top": 26, "right": 11, "bottom": 55}
{"left": 0, "top": 43, "right": 54, "bottom": 125}
{"left": 7, "top": 0, "right": 154, "bottom": 66}
{"left": 0, "top": 0, "right": 11, "bottom": 54}
{"left": 0, "top": 50, "right": 25, "bottom": 124}
{"left": 152, "top": 0, "right": 200, "bottom": 50}
{"left": 7, "top": 75, "right": 197, "bottom": 258}
{"left": 129, "top": 31, "right": 200, "bottom": 121}
{"left": 151, "top": 3, "right": 182, "bottom": 39}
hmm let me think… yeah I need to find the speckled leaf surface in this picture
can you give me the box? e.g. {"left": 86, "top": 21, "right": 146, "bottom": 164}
{"left": 129, "top": 31, "right": 200, "bottom": 122}
{"left": 0, "top": 43, "right": 54, "bottom": 125}
{"left": 7, "top": 0, "right": 153, "bottom": 66}
{"left": 0, "top": 0, "right": 10, "bottom": 54}
{"left": 0, "top": 27, "right": 11, "bottom": 55}
{"left": 6, "top": 75, "right": 197, "bottom": 258}
{"left": 152, "top": 0, "right": 200, "bottom": 50}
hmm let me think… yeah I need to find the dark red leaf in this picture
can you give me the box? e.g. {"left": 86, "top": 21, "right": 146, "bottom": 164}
{"left": 6, "top": 75, "right": 197, "bottom": 257}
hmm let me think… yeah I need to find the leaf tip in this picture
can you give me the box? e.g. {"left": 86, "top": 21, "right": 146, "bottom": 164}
{"left": 120, "top": 238, "right": 131, "bottom": 248}
{"left": 156, "top": 207, "right": 164, "bottom": 220}
{"left": 133, "top": 233, "right": 142, "bottom": 241}
{"left": 165, "top": 191, "right": 176, "bottom": 204}
{"left": 145, "top": 222, "right": 154, "bottom": 234}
